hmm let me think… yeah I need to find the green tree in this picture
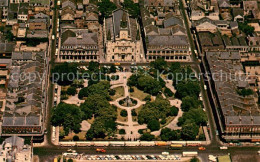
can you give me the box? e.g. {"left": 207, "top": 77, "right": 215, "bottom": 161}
{"left": 120, "top": 109, "right": 128, "bottom": 117}
{"left": 147, "top": 119, "right": 160, "bottom": 131}
{"left": 51, "top": 103, "right": 83, "bottom": 134}
{"left": 138, "top": 97, "right": 171, "bottom": 124}
{"left": 78, "top": 81, "right": 110, "bottom": 99}
{"left": 190, "top": 157, "right": 199, "bottom": 162}
{"left": 119, "top": 129, "right": 126, "bottom": 134}
{"left": 169, "top": 62, "right": 181, "bottom": 72}
{"left": 97, "top": 0, "right": 117, "bottom": 23}
{"left": 131, "top": 109, "right": 137, "bottom": 116}
{"left": 164, "top": 87, "right": 174, "bottom": 97}
{"left": 169, "top": 106, "right": 179, "bottom": 116}
{"left": 122, "top": 0, "right": 140, "bottom": 17}
{"left": 160, "top": 128, "right": 179, "bottom": 141}
{"left": 137, "top": 75, "right": 162, "bottom": 95}
{"left": 181, "top": 121, "right": 199, "bottom": 140}
{"left": 80, "top": 94, "right": 111, "bottom": 119}
{"left": 110, "top": 65, "right": 117, "bottom": 73}
{"left": 68, "top": 159, "right": 73, "bottom": 162}
{"left": 237, "top": 88, "right": 253, "bottom": 97}
{"left": 175, "top": 80, "right": 200, "bottom": 99}
{"left": 88, "top": 61, "right": 100, "bottom": 72}
{"left": 73, "top": 135, "right": 79, "bottom": 141}
{"left": 150, "top": 58, "right": 168, "bottom": 72}
{"left": 6, "top": 30, "right": 14, "bottom": 41}
{"left": 181, "top": 96, "right": 201, "bottom": 112}
{"left": 67, "top": 86, "right": 77, "bottom": 96}
{"left": 238, "top": 22, "right": 255, "bottom": 36}
{"left": 51, "top": 63, "right": 78, "bottom": 85}
{"left": 140, "top": 133, "right": 155, "bottom": 141}
{"left": 178, "top": 109, "right": 207, "bottom": 126}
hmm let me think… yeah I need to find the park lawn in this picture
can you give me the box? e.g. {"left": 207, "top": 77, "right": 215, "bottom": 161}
{"left": 117, "top": 108, "right": 128, "bottom": 122}
{"left": 132, "top": 106, "right": 142, "bottom": 122}
{"left": 130, "top": 87, "right": 149, "bottom": 101}
{"left": 161, "top": 116, "right": 175, "bottom": 128}
{"left": 197, "top": 126, "right": 204, "bottom": 139}
{"left": 111, "top": 86, "right": 124, "bottom": 100}
{"left": 59, "top": 127, "right": 86, "bottom": 141}
{"left": 87, "top": 116, "right": 95, "bottom": 124}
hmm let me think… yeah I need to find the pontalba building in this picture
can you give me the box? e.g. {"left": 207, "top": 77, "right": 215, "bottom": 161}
{"left": 103, "top": 9, "right": 145, "bottom": 63}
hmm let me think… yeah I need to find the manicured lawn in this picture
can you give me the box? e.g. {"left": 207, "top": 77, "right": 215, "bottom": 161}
{"left": 111, "top": 86, "right": 124, "bottom": 100}
{"left": 117, "top": 108, "right": 128, "bottom": 122}
{"left": 59, "top": 127, "right": 86, "bottom": 141}
{"left": 130, "top": 87, "right": 149, "bottom": 101}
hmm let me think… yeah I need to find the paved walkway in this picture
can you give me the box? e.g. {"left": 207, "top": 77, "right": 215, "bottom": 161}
{"left": 110, "top": 72, "right": 147, "bottom": 141}
{"left": 63, "top": 93, "right": 85, "bottom": 106}
{"left": 166, "top": 99, "right": 183, "bottom": 130}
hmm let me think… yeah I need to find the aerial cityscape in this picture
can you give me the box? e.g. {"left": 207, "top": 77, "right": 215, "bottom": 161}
{"left": 0, "top": 0, "right": 259, "bottom": 161}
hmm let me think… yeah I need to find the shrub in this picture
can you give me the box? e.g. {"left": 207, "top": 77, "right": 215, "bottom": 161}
{"left": 147, "top": 119, "right": 160, "bottom": 131}
{"left": 164, "top": 87, "right": 174, "bottom": 97}
{"left": 73, "top": 135, "right": 79, "bottom": 141}
{"left": 129, "top": 87, "right": 134, "bottom": 92}
{"left": 131, "top": 109, "right": 137, "bottom": 116}
{"left": 169, "top": 106, "right": 179, "bottom": 116}
{"left": 109, "top": 89, "right": 116, "bottom": 96}
{"left": 120, "top": 110, "right": 128, "bottom": 117}
{"left": 119, "top": 129, "right": 126, "bottom": 134}
{"left": 160, "top": 118, "right": 166, "bottom": 125}
{"left": 138, "top": 129, "right": 144, "bottom": 134}
{"left": 111, "top": 75, "right": 119, "bottom": 80}
{"left": 132, "top": 99, "right": 137, "bottom": 105}
{"left": 144, "top": 95, "right": 151, "bottom": 101}
{"left": 119, "top": 100, "right": 124, "bottom": 105}
{"left": 140, "top": 133, "right": 155, "bottom": 141}
{"left": 67, "top": 86, "right": 77, "bottom": 96}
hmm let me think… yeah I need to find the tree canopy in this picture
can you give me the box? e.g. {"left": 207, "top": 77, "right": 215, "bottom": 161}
{"left": 150, "top": 58, "right": 168, "bottom": 72}
{"left": 51, "top": 103, "right": 83, "bottom": 134}
{"left": 160, "top": 128, "right": 179, "bottom": 141}
{"left": 178, "top": 109, "right": 207, "bottom": 127}
{"left": 181, "top": 121, "right": 199, "bottom": 140}
{"left": 122, "top": 0, "right": 140, "bottom": 17}
{"left": 147, "top": 119, "right": 160, "bottom": 131}
{"left": 140, "top": 133, "right": 155, "bottom": 141}
{"left": 97, "top": 0, "right": 117, "bottom": 23}
{"left": 237, "top": 88, "right": 253, "bottom": 97}
{"left": 181, "top": 96, "right": 202, "bottom": 112}
{"left": 128, "top": 73, "right": 163, "bottom": 95}
{"left": 78, "top": 81, "right": 110, "bottom": 99}
{"left": 51, "top": 63, "right": 78, "bottom": 85}
{"left": 138, "top": 97, "right": 171, "bottom": 125}
{"left": 175, "top": 79, "right": 200, "bottom": 99}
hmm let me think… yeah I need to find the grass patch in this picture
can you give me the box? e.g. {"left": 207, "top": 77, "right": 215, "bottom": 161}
{"left": 132, "top": 106, "right": 142, "bottom": 122}
{"left": 59, "top": 127, "right": 87, "bottom": 141}
{"left": 117, "top": 108, "right": 128, "bottom": 122}
{"left": 111, "top": 86, "right": 124, "bottom": 100}
{"left": 87, "top": 116, "right": 95, "bottom": 124}
{"left": 130, "top": 87, "right": 149, "bottom": 101}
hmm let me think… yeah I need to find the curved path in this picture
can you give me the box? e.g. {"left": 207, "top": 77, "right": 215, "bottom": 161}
{"left": 110, "top": 72, "right": 147, "bottom": 141}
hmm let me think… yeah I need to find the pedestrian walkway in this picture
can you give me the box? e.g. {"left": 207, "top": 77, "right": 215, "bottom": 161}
{"left": 110, "top": 72, "right": 147, "bottom": 141}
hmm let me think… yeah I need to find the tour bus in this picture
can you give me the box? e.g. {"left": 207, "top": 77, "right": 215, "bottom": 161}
{"left": 182, "top": 151, "right": 198, "bottom": 157}
{"left": 169, "top": 144, "right": 183, "bottom": 150}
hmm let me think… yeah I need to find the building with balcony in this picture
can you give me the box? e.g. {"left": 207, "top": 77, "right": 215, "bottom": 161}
{"left": 59, "top": 28, "right": 99, "bottom": 62}
{"left": 1, "top": 51, "right": 48, "bottom": 136}
{"left": 205, "top": 51, "right": 260, "bottom": 140}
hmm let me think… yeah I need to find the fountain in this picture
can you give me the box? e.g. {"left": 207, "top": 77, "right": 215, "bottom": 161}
{"left": 125, "top": 96, "right": 132, "bottom": 107}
